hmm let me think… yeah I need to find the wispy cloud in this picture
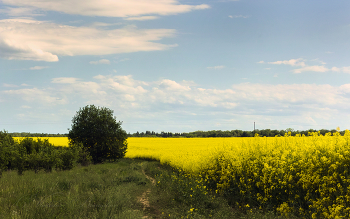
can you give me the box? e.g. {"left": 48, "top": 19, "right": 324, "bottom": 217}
{"left": 207, "top": 65, "right": 225, "bottom": 70}
{"left": 310, "top": 58, "right": 326, "bottom": 65}
{"left": 257, "top": 61, "right": 264, "bottom": 64}
{"left": 89, "top": 59, "right": 110, "bottom": 65}
{"left": 4, "top": 75, "right": 350, "bottom": 131}
{"left": 3, "top": 83, "right": 18, "bottom": 88}
{"left": 114, "top": 58, "right": 131, "bottom": 63}
{"left": 52, "top": 77, "right": 79, "bottom": 84}
{"left": 4, "top": 75, "right": 350, "bottom": 117}
{"left": 30, "top": 66, "right": 48, "bottom": 70}
{"left": 293, "top": 65, "right": 329, "bottom": 73}
{"left": 0, "top": 19, "right": 177, "bottom": 62}
{"left": 0, "top": 6, "right": 44, "bottom": 17}
{"left": 124, "top": 16, "right": 159, "bottom": 21}
{"left": 342, "top": 67, "right": 350, "bottom": 74}
{"left": 229, "top": 15, "right": 249, "bottom": 18}
{"left": 268, "top": 58, "right": 306, "bottom": 67}
{"left": 264, "top": 58, "right": 350, "bottom": 74}
{"left": 1, "top": 0, "right": 210, "bottom": 18}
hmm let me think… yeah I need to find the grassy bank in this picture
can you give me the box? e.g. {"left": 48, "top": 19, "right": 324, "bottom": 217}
{"left": 0, "top": 159, "right": 294, "bottom": 219}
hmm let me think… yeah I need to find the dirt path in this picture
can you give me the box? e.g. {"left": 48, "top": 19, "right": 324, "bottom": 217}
{"left": 139, "top": 169, "right": 157, "bottom": 218}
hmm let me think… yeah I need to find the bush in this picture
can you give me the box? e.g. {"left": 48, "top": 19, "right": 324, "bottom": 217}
{"left": 0, "top": 133, "right": 88, "bottom": 175}
{"left": 55, "top": 147, "right": 77, "bottom": 171}
{"left": 68, "top": 105, "right": 128, "bottom": 164}
{"left": 72, "top": 142, "right": 92, "bottom": 166}
{"left": 0, "top": 131, "right": 15, "bottom": 177}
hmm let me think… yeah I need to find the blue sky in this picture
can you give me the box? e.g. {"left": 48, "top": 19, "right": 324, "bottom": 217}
{"left": 1, "top": 0, "right": 350, "bottom": 134}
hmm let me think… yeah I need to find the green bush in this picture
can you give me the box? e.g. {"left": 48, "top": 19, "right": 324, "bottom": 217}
{"left": 0, "top": 131, "right": 90, "bottom": 175}
{"left": 55, "top": 147, "right": 78, "bottom": 171}
{"left": 0, "top": 131, "right": 14, "bottom": 176}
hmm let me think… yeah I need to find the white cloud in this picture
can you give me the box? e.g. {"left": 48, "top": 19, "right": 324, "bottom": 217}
{"left": 267, "top": 58, "right": 350, "bottom": 74}
{"left": 159, "top": 79, "right": 191, "bottom": 91}
{"left": 293, "top": 65, "right": 350, "bottom": 74}
{"left": 3, "top": 88, "right": 67, "bottom": 104}
{"left": 0, "top": 19, "right": 177, "bottom": 62}
{"left": 89, "top": 59, "right": 110, "bottom": 65}
{"left": 293, "top": 65, "right": 329, "bottom": 73}
{"left": 124, "top": 16, "right": 159, "bottom": 21}
{"left": 228, "top": 15, "right": 249, "bottom": 18}
{"left": 2, "top": 0, "right": 210, "bottom": 18}
{"left": 30, "top": 66, "right": 48, "bottom": 70}
{"left": 331, "top": 67, "right": 340, "bottom": 72}
{"left": 4, "top": 75, "right": 350, "bottom": 132}
{"left": 257, "top": 61, "right": 264, "bottom": 64}
{"left": 207, "top": 65, "right": 225, "bottom": 70}
{"left": 342, "top": 67, "right": 350, "bottom": 74}
{"left": 3, "top": 83, "right": 18, "bottom": 87}
{"left": 0, "top": 6, "right": 44, "bottom": 17}
{"left": 268, "top": 58, "right": 306, "bottom": 67}
{"left": 52, "top": 77, "right": 79, "bottom": 84}
{"left": 310, "top": 58, "right": 326, "bottom": 65}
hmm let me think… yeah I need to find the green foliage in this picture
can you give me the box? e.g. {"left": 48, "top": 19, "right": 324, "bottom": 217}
{"left": 68, "top": 105, "right": 128, "bottom": 164}
{"left": 0, "top": 131, "right": 89, "bottom": 175}
{"left": 0, "top": 131, "right": 14, "bottom": 176}
{"left": 73, "top": 142, "right": 93, "bottom": 166}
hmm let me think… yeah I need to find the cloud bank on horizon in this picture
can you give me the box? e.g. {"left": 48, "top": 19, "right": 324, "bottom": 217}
{"left": 1, "top": 0, "right": 350, "bottom": 133}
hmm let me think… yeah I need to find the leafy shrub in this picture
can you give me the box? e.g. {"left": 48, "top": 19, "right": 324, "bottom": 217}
{"left": 55, "top": 146, "right": 78, "bottom": 171}
{"left": 0, "top": 131, "right": 15, "bottom": 176}
{"left": 0, "top": 132, "right": 89, "bottom": 175}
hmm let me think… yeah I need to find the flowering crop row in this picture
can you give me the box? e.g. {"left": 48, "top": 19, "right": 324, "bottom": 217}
{"left": 126, "top": 133, "right": 350, "bottom": 218}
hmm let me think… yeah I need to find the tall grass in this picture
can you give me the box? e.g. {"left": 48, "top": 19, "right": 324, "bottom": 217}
{"left": 0, "top": 159, "right": 149, "bottom": 219}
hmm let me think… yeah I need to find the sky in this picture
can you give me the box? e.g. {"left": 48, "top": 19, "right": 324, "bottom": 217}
{"left": 1, "top": 0, "right": 350, "bottom": 134}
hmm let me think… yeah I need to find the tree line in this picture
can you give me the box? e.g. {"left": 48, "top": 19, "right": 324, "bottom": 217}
{"left": 9, "top": 132, "right": 68, "bottom": 137}
{"left": 128, "top": 128, "right": 346, "bottom": 138}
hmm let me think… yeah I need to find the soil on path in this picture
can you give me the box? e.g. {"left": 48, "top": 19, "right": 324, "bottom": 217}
{"left": 139, "top": 169, "right": 160, "bottom": 218}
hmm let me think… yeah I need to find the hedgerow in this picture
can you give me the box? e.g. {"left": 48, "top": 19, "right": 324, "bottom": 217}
{"left": 0, "top": 131, "right": 91, "bottom": 175}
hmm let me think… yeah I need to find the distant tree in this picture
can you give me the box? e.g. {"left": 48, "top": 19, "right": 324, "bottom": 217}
{"left": 68, "top": 105, "right": 127, "bottom": 164}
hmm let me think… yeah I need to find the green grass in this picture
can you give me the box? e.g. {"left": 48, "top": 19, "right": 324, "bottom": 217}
{"left": 0, "top": 159, "right": 148, "bottom": 219}
{"left": 0, "top": 159, "right": 298, "bottom": 219}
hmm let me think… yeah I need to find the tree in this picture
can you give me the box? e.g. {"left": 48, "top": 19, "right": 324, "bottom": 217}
{"left": 68, "top": 105, "right": 127, "bottom": 164}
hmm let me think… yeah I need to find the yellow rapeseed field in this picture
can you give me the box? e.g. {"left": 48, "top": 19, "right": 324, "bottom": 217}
{"left": 13, "top": 132, "right": 350, "bottom": 218}
{"left": 13, "top": 137, "right": 69, "bottom": 147}
{"left": 126, "top": 132, "right": 350, "bottom": 218}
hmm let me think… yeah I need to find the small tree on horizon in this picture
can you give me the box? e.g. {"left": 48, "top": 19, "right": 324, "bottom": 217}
{"left": 68, "top": 105, "right": 127, "bottom": 164}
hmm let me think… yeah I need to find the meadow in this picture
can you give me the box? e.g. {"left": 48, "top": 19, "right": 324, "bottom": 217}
{"left": 11, "top": 132, "right": 350, "bottom": 218}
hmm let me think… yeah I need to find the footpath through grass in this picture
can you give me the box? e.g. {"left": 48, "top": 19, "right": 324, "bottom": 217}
{"left": 0, "top": 158, "right": 295, "bottom": 219}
